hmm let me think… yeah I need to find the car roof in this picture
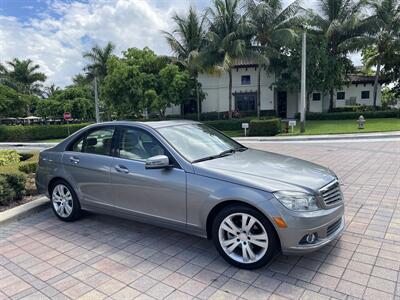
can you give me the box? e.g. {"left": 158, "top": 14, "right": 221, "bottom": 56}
{"left": 96, "top": 120, "right": 200, "bottom": 129}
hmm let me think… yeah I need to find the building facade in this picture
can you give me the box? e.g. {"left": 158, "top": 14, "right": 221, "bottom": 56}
{"left": 167, "top": 64, "right": 383, "bottom": 119}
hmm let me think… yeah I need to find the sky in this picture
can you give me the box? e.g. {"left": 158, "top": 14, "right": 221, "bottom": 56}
{"left": 0, "top": 0, "right": 362, "bottom": 87}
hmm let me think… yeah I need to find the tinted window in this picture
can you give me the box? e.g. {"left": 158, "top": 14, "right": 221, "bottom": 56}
{"left": 313, "top": 93, "right": 321, "bottom": 101}
{"left": 119, "top": 128, "right": 165, "bottom": 161}
{"left": 361, "top": 91, "right": 370, "bottom": 99}
{"left": 70, "top": 127, "right": 114, "bottom": 156}
{"left": 241, "top": 75, "right": 251, "bottom": 85}
{"left": 337, "top": 92, "right": 345, "bottom": 100}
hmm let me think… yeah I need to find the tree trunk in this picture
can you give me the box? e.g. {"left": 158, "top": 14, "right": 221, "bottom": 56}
{"left": 329, "top": 88, "right": 334, "bottom": 112}
{"left": 373, "top": 59, "right": 381, "bottom": 108}
{"left": 195, "top": 74, "right": 200, "bottom": 121}
{"left": 257, "top": 66, "right": 261, "bottom": 119}
{"left": 228, "top": 68, "right": 233, "bottom": 119}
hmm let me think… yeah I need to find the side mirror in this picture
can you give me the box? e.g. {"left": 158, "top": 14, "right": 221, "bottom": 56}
{"left": 145, "top": 155, "right": 171, "bottom": 169}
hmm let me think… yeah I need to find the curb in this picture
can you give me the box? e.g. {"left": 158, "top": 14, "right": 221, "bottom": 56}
{"left": 0, "top": 196, "right": 50, "bottom": 226}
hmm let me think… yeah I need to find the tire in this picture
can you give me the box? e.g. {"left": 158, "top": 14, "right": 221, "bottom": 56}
{"left": 212, "top": 204, "right": 279, "bottom": 269}
{"left": 50, "top": 179, "right": 82, "bottom": 222}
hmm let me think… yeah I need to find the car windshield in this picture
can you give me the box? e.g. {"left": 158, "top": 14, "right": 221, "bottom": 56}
{"left": 157, "top": 124, "right": 246, "bottom": 163}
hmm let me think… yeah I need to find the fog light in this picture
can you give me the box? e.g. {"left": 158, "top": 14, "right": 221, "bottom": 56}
{"left": 306, "top": 233, "right": 316, "bottom": 244}
{"left": 300, "top": 233, "right": 318, "bottom": 244}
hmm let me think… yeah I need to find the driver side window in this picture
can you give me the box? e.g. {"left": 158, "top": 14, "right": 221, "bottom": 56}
{"left": 119, "top": 128, "right": 165, "bottom": 161}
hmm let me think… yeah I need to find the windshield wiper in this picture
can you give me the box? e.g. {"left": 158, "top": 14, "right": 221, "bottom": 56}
{"left": 235, "top": 146, "right": 248, "bottom": 152}
{"left": 192, "top": 148, "right": 236, "bottom": 163}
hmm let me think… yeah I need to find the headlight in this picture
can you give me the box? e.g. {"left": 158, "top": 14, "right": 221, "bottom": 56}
{"left": 274, "top": 191, "right": 319, "bottom": 211}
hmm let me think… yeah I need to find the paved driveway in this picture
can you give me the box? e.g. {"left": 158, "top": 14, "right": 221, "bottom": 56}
{"left": 1, "top": 139, "right": 399, "bottom": 300}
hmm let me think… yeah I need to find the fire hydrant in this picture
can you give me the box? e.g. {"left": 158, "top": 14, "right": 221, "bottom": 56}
{"left": 358, "top": 115, "right": 365, "bottom": 129}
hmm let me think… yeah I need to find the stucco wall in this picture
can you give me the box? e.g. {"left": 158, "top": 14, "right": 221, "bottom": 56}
{"left": 166, "top": 73, "right": 382, "bottom": 116}
{"left": 198, "top": 67, "right": 275, "bottom": 113}
{"left": 335, "top": 83, "right": 382, "bottom": 107}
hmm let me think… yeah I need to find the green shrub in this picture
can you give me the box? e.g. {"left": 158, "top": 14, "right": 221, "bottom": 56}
{"left": 0, "top": 150, "right": 20, "bottom": 166}
{"left": 295, "top": 110, "right": 399, "bottom": 120}
{"left": 18, "top": 162, "right": 38, "bottom": 174}
{"left": 331, "top": 106, "right": 385, "bottom": 113}
{"left": 0, "top": 123, "right": 91, "bottom": 142}
{"left": 166, "top": 110, "right": 276, "bottom": 121}
{"left": 249, "top": 118, "right": 281, "bottom": 136}
{"left": 0, "top": 173, "right": 26, "bottom": 205}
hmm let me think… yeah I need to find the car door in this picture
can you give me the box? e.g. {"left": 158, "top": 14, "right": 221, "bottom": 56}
{"left": 62, "top": 126, "right": 116, "bottom": 209}
{"left": 111, "top": 126, "right": 186, "bottom": 225}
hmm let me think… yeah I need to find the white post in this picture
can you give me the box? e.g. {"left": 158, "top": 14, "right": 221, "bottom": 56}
{"left": 300, "top": 31, "right": 306, "bottom": 133}
{"left": 94, "top": 77, "right": 100, "bottom": 123}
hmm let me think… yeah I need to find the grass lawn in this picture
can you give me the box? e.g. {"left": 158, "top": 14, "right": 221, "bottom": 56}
{"left": 280, "top": 118, "right": 400, "bottom": 136}
{"left": 222, "top": 118, "right": 399, "bottom": 137}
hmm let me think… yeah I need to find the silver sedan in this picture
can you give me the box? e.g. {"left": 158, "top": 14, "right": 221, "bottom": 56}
{"left": 36, "top": 120, "right": 344, "bottom": 269}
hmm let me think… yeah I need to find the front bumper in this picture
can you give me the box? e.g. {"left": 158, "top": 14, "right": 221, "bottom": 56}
{"left": 281, "top": 215, "right": 345, "bottom": 254}
{"left": 267, "top": 197, "right": 345, "bottom": 255}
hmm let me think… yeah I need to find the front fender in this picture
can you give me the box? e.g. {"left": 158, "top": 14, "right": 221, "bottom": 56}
{"left": 186, "top": 173, "right": 282, "bottom": 235}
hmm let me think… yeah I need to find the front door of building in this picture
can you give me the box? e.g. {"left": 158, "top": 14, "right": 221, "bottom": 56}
{"left": 277, "top": 91, "right": 287, "bottom": 118}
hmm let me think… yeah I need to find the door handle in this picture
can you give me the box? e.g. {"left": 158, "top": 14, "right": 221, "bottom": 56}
{"left": 69, "top": 156, "right": 80, "bottom": 164}
{"left": 115, "top": 165, "right": 129, "bottom": 174}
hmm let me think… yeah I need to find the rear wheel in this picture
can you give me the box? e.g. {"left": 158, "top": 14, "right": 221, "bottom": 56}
{"left": 212, "top": 205, "right": 278, "bottom": 269}
{"left": 50, "top": 180, "right": 81, "bottom": 221}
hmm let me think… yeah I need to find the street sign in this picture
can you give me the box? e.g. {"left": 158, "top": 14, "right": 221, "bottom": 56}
{"left": 242, "top": 123, "right": 249, "bottom": 136}
{"left": 288, "top": 120, "right": 296, "bottom": 133}
{"left": 63, "top": 112, "right": 72, "bottom": 120}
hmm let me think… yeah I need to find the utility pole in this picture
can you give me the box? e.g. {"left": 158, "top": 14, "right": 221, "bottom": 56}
{"left": 94, "top": 77, "right": 100, "bottom": 123}
{"left": 300, "top": 30, "right": 306, "bottom": 133}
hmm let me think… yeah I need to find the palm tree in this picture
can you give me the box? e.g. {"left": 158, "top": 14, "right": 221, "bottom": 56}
{"left": 0, "top": 58, "right": 46, "bottom": 95}
{"left": 44, "top": 83, "right": 60, "bottom": 98}
{"left": 204, "top": 0, "right": 267, "bottom": 119}
{"left": 163, "top": 7, "right": 206, "bottom": 121}
{"left": 83, "top": 42, "right": 115, "bottom": 81}
{"left": 345, "top": 0, "right": 400, "bottom": 107}
{"left": 245, "top": 0, "right": 303, "bottom": 118}
{"left": 71, "top": 73, "right": 90, "bottom": 87}
{"left": 83, "top": 42, "right": 115, "bottom": 122}
{"left": 310, "top": 0, "right": 366, "bottom": 111}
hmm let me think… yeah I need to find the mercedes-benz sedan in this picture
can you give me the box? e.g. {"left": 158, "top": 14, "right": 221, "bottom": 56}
{"left": 36, "top": 120, "right": 344, "bottom": 269}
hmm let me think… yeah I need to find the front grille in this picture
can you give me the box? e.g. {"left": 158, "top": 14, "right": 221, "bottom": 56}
{"left": 320, "top": 180, "right": 342, "bottom": 206}
{"left": 327, "top": 218, "right": 342, "bottom": 236}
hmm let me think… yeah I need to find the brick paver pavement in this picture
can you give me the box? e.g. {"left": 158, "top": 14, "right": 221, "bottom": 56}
{"left": 1, "top": 139, "right": 399, "bottom": 299}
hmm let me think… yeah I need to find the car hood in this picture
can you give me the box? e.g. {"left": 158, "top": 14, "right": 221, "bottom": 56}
{"left": 192, "top": 149, "right": 335, "bottom": 193}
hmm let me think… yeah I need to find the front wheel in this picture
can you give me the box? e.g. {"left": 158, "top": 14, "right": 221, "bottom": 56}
{"left": 212, "top": 205, "right": 278, "bottom": 269}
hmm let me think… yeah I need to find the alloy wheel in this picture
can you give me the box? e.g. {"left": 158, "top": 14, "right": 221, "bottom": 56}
{"left": 52, "top": 184, "right": 73, "bottom": 218}
{"left": 218, "top": 213, "right": 269, "bottom": 264}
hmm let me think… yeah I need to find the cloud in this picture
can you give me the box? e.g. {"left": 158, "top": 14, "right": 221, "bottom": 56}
{"left": 0, "top": 0, "right": 362, "bottom": 88}
{"left": 0, "top": 0, "right": 186, "bottom": 87}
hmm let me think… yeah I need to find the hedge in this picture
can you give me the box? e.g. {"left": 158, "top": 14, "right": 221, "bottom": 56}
{"left": 166, "top": 110, "right": 277, "bottom": 121}
{"left": 204, "top": 118, "right": 254, "bottom": 131}
{"left": 330, "top": 105, "right": 386, "bottom": 113}
{"left": 295, "top": 110, "right": 399, "bottom": 120}
{"left": 249, "top": 118, "right": 281, "bottom": 136}
{"left": 0, "top": 123, "right": 91, "bottom": 142}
